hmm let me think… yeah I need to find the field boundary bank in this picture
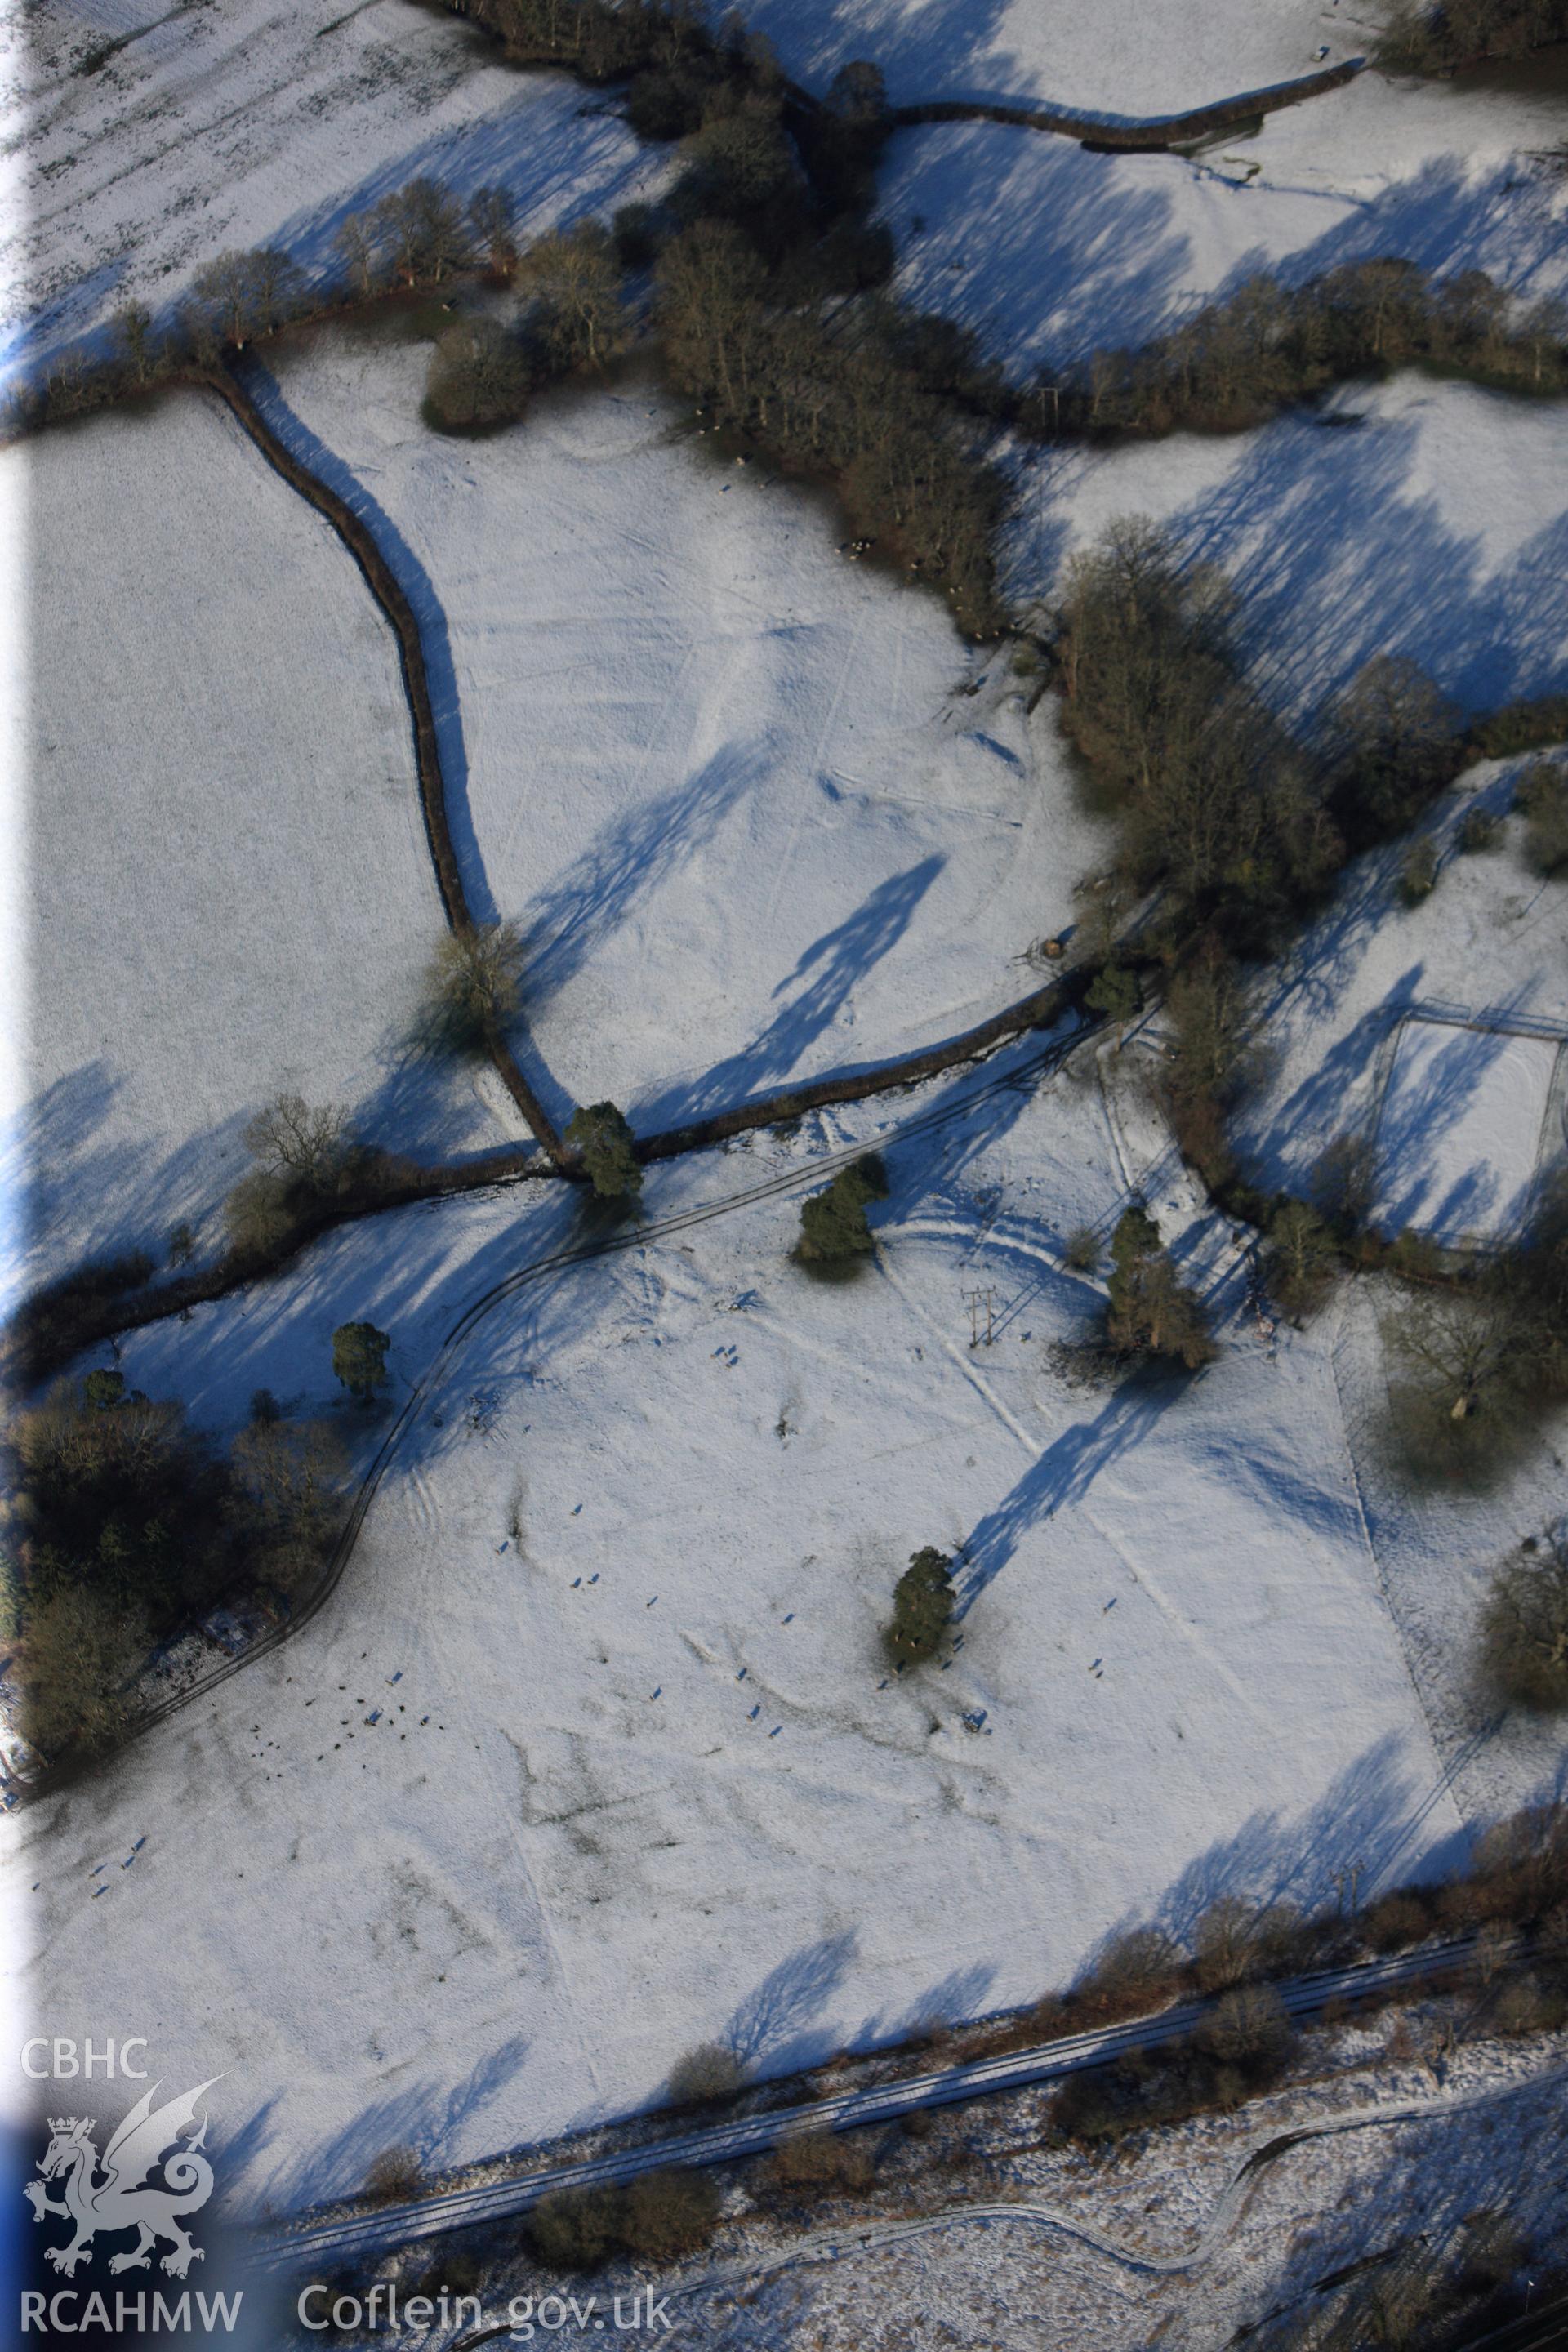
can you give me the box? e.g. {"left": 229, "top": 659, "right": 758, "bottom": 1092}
{"left": 887, "top": 58, "right": 1364, "bottom": 151}
{"left": 11, "top": 1015, "right": 1097, "bottom": 1798}
{"left": 262, "top": 1937, "right": 1506, "bottom": 2271}
{"left": 202, "top": 362, "right": 570, "bottom": 1169}
{"left": 8, "top": 960, "right": 1094, "bottom": 1385}
{"left": 442, "top": 0, "right": 1362, "bottom": 153}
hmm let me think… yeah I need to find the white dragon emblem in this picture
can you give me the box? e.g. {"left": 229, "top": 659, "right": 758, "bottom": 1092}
{"left": 24, "top": 2080, "right": 220, "bottom": 2278}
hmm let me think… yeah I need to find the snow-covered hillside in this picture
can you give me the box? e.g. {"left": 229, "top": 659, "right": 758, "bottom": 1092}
{"left": 1236, "top": 774, "right": 1568, "bottom": 1213}
{"left": 1, "top": 0, "right": 663, "bottom": 389}
{"left": 8, "top": 386, "right": 497, "bottom": 1298}
{"left": 7, "top": 1032, "right": 1555, "bottom": 2207}
{"left": 1015, "top": 375, "right": 1568, "bottom": 719}
{"left": 880, "top": 103, "right": 1568, "bottom": 375}
{"left": 6, "top": 0, "right": 1567, "bottom": 2301}
{"left": 267, "top": 338, "right": 1105, "bottom": 1129}
{"left": 738, "top": 0, "right": 1361, "bottom": 114}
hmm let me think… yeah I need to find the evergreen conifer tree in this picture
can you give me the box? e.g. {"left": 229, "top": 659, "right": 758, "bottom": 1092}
{"left": 887, "top": 1545, "right": 954, "bottom": 1661}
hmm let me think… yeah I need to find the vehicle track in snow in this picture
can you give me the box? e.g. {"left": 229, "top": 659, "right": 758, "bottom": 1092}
{"left": 646, "top": 2059, "right": 1568, "bottom": 2341}
{"left": 14, "top": 1019, "right": 1098, "bottom": 1797}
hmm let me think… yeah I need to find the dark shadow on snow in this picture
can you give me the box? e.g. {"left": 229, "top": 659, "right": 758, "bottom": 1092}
{"left": 633, "top": 858, "right": 946, "bottom": 1130}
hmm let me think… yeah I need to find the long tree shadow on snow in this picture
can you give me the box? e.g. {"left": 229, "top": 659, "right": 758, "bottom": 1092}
{"left": 1174, "top": 399, "right": 1568, "bottom": 720}
{"left": 632, "top": 856, "right": 947, "bottom": 1130}
{"left": 264, "top": 92, "right": 652, "bottom": 312}
{"left": 10, "top": 1013, "right": 523, "bottom": 1308}
{"left": 951, "top": 1366, "right": 1199, "bottom": 1615}
{"left": 881, "top": 136, "right": 1563, "bottom": 391}
{"left": 724, "top": 1930, "right": 861, "bottom": 2075}
{"left": 1138, "top": 1731, "right": 1470, "bottom": 1945}
{"left": 1223, "top": 147, "right": 1568, "bottom": 319}
{"left": 6, "top": 61, "right": 654, "bottom": 380}
{"left": 224, "top": 2035, "right": 532, "bottom": 2218}
{"left": 1232, "top": 769, "right": 1556, "bottom": 1200}
{"left": 4, "top": 1064, "right": 278, "bottom": 1307}
{"left": 1374, "top": 1004, "right": 1545, "bottom": 1240}
{"left": 519, "top": 741, "right": 773, "bottom": 1013}
{"left": 883, "top": 120, "right": 1194, "bottom": 370}
{"left": 738, "top": 0, "right": 1017, "bottom": 109}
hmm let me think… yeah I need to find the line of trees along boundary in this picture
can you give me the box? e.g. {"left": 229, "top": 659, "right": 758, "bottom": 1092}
{"left": 10, "top": 1013, "right": 1098, "bottom": 1797}
{"left": 6, "top": 963, "right": 1094, "bottom": 1389}
{"left": 887, "top": 59, "right": 1364, "bottom": 152}
{"left": 203, "top": 363, "right": 570, "bottom": 1169}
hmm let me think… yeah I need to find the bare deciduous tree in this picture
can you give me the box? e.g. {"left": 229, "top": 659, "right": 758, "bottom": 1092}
{"left": 242, "top": 1094, "right": 355, "bottom": 1196}
{"left": 519, "top": 222, "right": 629, "bottom": 371}
{"left": 376, "top": 179, "right": 470, "bottom": 285}
{"left": 1480, "top": 1527, "right": 1568, "bottom": 1710}
{"left": 335, "top": 209, "right": 381, "bottom": 298}
{"left": 467, "top": 184, "right": 518, "bottom": 277}
{"left": 1386, "top": 1288, "right": 1518, "bottom": 1426}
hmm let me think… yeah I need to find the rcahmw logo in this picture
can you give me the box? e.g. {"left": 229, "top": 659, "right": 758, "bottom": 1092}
{"left": 20, "top": 2074, "right": 243, "bottom": 2335}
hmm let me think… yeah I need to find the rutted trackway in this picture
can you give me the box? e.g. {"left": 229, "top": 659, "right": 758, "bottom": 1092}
{"left": 16, "top": 1014, "right": 1096, "bottom": 1797}
{"left": 261, "top": 1937, "right": 1502, "bottom": 2273}
{"left": 648, "top": 2059, "right": 1568, "bottom": 2332}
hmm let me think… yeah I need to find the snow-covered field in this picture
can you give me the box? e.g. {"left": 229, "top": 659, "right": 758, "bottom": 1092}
{"left": 7, "top": 385, "right": 508, "bottom": 1299}
{"left": 1, "top": 0, "right": 662, "bottom": 389}
{"left": 1235, "top": 782, "right": 1568, "bottom": 1209}
{"left": 1375, "top": 1015, "right": 1561, "bottom": 1244}
{"left": 742, "top": 0, "right": 1363, "bottom": 115}
{"left": 1016, "top": 376, "right": 1568, "bottom": 718}
{"left": 7, "top": 0, "right": 1568, "bottom": 2296}
{"left": 7, "top": 338, "right": 1107, "bottom": 1298}
{"left": 265, "top": 335, "right": 1103, "bottom": 1129}
{"left": 880, "top": 100, "right": 1568, "bottom": 376}
{"left": 6, "top": 1031, "right": 1557, "bottom": 2209}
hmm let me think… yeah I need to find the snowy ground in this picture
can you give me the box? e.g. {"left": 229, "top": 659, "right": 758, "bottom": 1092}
{"left": 865, "top": 6, "right": 1568, "bottom": 392}
{"left": 0, "top": 0, "right": 662, "bottom": 390}
{"left": 1013, "top": 374, "right": 1568, "bottom": 719}
{"left": 880, "top": 97, "right": 1568, "bottom": 377}
{"left": 662, "top": 2033, "right": 1568, "bottom": 2352}
{"left": 264, "top": 334, "right": 1104, "bottom": 1131}
{"left": 8, "top": 0, "right": 1568, "bottom": 2289}
{"left": 6, "top": 1031, "right": 1558, "bottom": 2213}
{"left": 1230, "top": 797, "right": 1568, "bottom": 1833}
{"left": 741, "top": 0, "right": 1367, "bottom": 115}
{"left": 7, "top": 384, "right": 505, "bottom": 1302}
{"left": 1374, "top": 1016, "right": 1561, "bottom": 1245}
{"left": 9, "top": 334, "right": 1106, "bottom": 1298}
{"left": 1234, "top": 779, "right": 1568, "bottom": 1213}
